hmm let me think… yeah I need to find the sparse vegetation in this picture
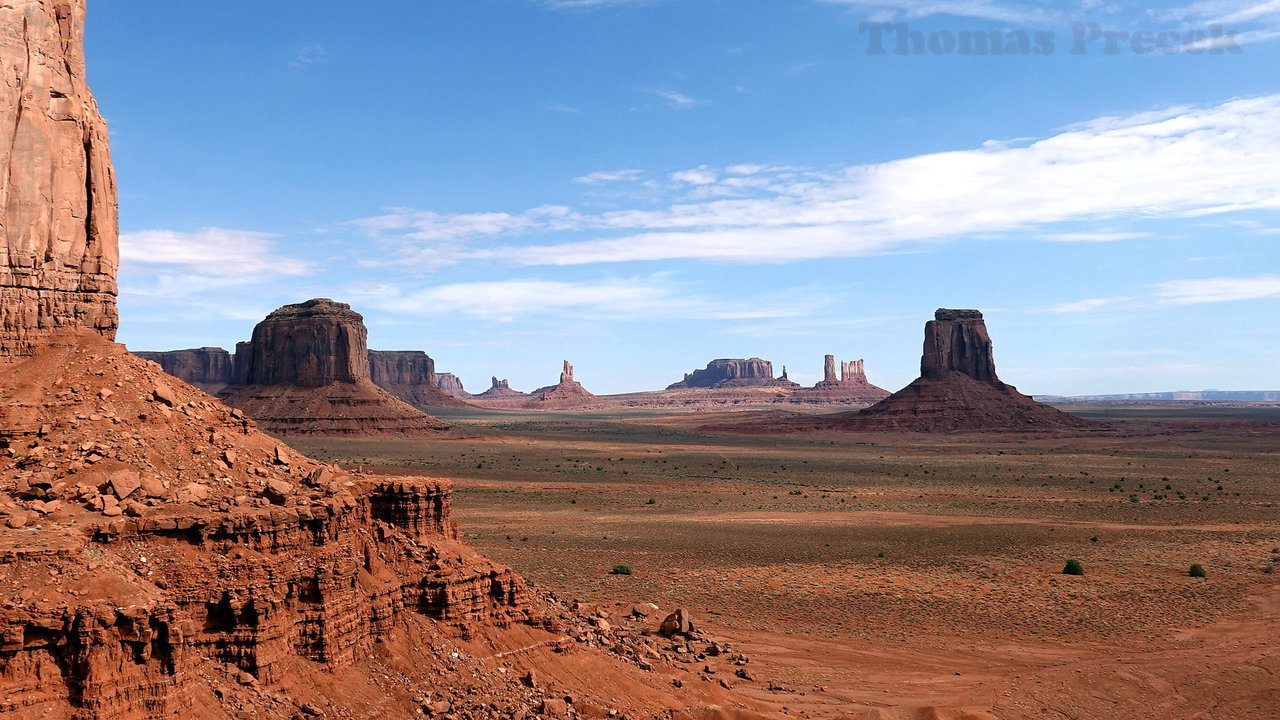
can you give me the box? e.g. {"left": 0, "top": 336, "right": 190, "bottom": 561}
{"left": 1063, "top": 559, "right": 1085, "bottom": 576}
{"left": 1189, "top": 564, "right": 1207, "bottom": 578}
{"left": 611, "top": 564, "right": 633, "bottom": 576}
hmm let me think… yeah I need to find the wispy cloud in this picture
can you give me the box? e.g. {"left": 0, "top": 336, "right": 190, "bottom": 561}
{"left": 120, "top": 228, "right": 310, "bottom": 278}
{"left": 289, "top": 45, "right": 325, "bottom": 70}
{"left": 355, "top": 94, "right": 1280, "bottom": 268}
{"left": 1155, "top": 275, "right": 1280, "bottom": 304}
{"left": 1045, "top": 296, "right": 1136, "bottom": 313}
{"left": 573, "top": 169, "right": 645, "bottom": 184}
{"left": 646, "top": 88, "right": 704, "bottom": 109}
{"left": 348, "top": 276, "right": 819, "bottom": 321}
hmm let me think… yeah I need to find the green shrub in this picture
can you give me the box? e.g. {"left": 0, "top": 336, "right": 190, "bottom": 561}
{"left": 611, "top": 564, "right": 633, "bottom": 576}
{"left": 1189, "top": 564, "right": 1207, "bottom": 578}
{"left": 1063, "top": 559, "right": 1085, "bottom": 576}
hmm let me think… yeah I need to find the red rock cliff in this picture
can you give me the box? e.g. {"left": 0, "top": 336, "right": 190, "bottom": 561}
{"left": 225, "top": 300, "right": 448, "bottom": 436}
{"left": 0, "top": 0, "right": 118, "bottom": 361}
{"left": 134, "top": 348, "right": 236, "bottom": 395}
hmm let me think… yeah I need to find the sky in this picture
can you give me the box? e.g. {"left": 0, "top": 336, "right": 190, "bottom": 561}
{"left": 88, "top": 0, "right": 1280, "bottom": 396}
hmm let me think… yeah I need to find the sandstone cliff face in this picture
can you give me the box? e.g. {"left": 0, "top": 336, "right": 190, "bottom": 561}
{"left": 369, "top": 349, "right": 435, "bottom": 387}
{"left": 783, "top": 310, "right": 1092, "bottom": 432}
{"left": 476, "top": 377, "right": 525, "bottom": 399}
{"left": 225, "top": 300, "right": 447, "bottom": 436}
{"left": 523, "top": 361, "right": 602, "bottom": 409}
{"left": 241, "top": 299, "right": 368, "bottom": 388}
{"left": 0, "top": 334, "right": 534, "bottom": 718}
{"left": 793, "top": 355, "right": 890, "bottom": 405}
{"left": 922, "top": 309, "right": 997, "bottom": 382}
{"left": 434, "top": 372, "right": 469, "bottom": 398}
{"left": 368, "top": 350, "right": 470, "bottom": 409}
{"left": 0, "top": 0, "right": 118, "bottom": 361}
{"left": 668, "top": 358, "right": 787, "bottom": 390}
{"left": 134, "top": 348, "right": 236, "bottom": 395}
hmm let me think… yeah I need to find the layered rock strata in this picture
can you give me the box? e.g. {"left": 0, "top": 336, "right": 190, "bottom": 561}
{"left": 0, "top": 0, "right": 118, "bottom": 361}
{"left": 773, "top": 310, "right": 1093, "bottom": 432}
{"left": 668, "top": 359, "right": 793, "bottom": 390}
{"left": 134, "top": 348, "right": 238, "bottom": 395}
{"left": 791, "top": 355, "right": 890, "bottom": 405}
{"left": 475, "top": 377, "right": 525, "bottom": 399}
{"left": 524, "top": 361, "right": 602, "bottom": 409}
{"left": 368, "top": 350, "right": 470, "bottom": 409}
{"left": 0, "top": 333, "right": 534, "bottom": 718}
{"left": 224, "top": 300, "right": 447, "bottom": 436}
{"left": 434, "top": 372, "right": 470, "bottom": 399}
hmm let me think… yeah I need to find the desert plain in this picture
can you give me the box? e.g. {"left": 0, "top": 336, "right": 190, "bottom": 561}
{"left": 292, "top": 403, "right": 1280, "bottom": 720}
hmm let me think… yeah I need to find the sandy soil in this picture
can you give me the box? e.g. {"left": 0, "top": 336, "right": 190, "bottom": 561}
{"left": 291, "top": 405, "right": 1280, "bottom": 719}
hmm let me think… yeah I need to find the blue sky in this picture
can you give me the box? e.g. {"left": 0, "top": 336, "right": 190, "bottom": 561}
{"left": 90, "top": 0, "right": 1279, "bottom": 395}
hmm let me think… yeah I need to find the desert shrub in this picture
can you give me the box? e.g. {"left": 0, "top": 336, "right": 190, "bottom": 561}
{"left": 611, "top": 564, "right": 633, "bottom": 575}
{"left": 1189, "top": 564, "right": 1207, "bottom": 578}
{"left": 646, "top": 498, "right": 656, "bottom": 505}
{"left": 1063, "top": 559, "right": 1085, "bottom": 576}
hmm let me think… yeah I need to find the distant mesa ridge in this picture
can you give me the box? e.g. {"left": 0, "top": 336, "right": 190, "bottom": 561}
{"left": 819, "top": 309, "right": 1094, "bottom": 431}
{"left": 668, "top": 358, "right": 797, "bottom": 390}
{"left": 136, "top": 306, "right": 469, "bottom": 410}
{"left": 215, "top": 299, "right": 449, "bottom": 436}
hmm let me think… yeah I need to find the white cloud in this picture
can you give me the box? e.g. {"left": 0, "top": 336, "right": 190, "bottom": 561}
{"left": 1045, "top": 296, "right": 1135, "bottom": 313}
{"left": 353, "top": 94, "right": 1280, "bottom": 269}
{"left": 574, "top": 169, "right": 645, "bottom": 184}
{"left": 1041, "top": 231, "right": 1151, "bottom": 243}
{"left": 120, "top": 228, "right": 310, "bottom": 278}
{"left": 349, "top": 276, "right": 818, "bottom": 321}
{"left": 646, "top": 88, "right": 704, "bottom": 109}
{"left": 289, "top": 45, "right": 325, "bottom": 70}
{"left": 670, "top": 166, "right": 718, "bottom": 185}
{"left": 1155, "top": 275, "right": 1280, "bottom": 304}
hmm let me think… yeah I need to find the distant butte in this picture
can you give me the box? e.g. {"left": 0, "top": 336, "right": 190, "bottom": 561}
{"left": 222, "top": 299, "right": 449, "bottom": 436}
{"left": 791, "top": 354, "right": 891, "bottom": 404}
{"left": 668, "top": 358, "right": 799, "bottom": 390}
{"left": 524, "top": 361, "right": 603, "bottom": 409}
{"left": 809, "top": 309, "right": 1094, "bottom": 431}
{"left": 708, "top": 309, "right": 1095, "bottom": 433}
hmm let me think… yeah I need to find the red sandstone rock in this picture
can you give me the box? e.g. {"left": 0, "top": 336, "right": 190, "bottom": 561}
{"left": 368, "top": 350, "right": 471, "bottom": 409}
{"left": 741, "top": 310, "right": 1094, "bottom": 433}
{"left": 224, "top": 299, "right": 447, "bottom": 436}
{"left": 791, "top": 355, "right": 890, "bottom": 405}
{"left": 668, "top": 359, "right": 794, "bottom": 390}
{"left": 0, "top": 0, "right": 118, "bottom": 361}
{"left": 135, "top": 347, "right": 237, "bottom": 395}
{"left": 523, "top": 361, "right": 603, "bottom": 410}
{"left": 476, "top": 376, "right": 526, "bottom": 399}
{"left": 434, "top": 372, "right": 470, "bottom": 399}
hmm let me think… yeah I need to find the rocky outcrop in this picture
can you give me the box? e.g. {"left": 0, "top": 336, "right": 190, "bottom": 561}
{"left": 668, "top": 359, "right": 794, "bottom": 390}
{"left": 0, "top": 332, "right": 535, "bottom": 718}
{"left": 524, "top": 361, "right": 602, "bottom": 409}
{"left": 134, "top": 348, "right": 237, "bottom": 395}
{"left": 434, "top": 372, "right": 470, "bottom": 399}
{"left": 476, "top": 377, "right": 526, "bottom": 399}
{"left": 224, "top": 300, "right": 448, "bottom": 435}
{"left": 0, "top": 0, "right": 118, "bottom": 361}
{"left": 368, "top": 350, "right": 470, "bottom": 409}
{"left": 791, "top": 355, "right": 890, "bottom": 405}
{"left": 922, "top": 309, "right": 997, "bottom": 382}
{"left": 770, "top": 310, "right": 1093, "bottom": 432}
